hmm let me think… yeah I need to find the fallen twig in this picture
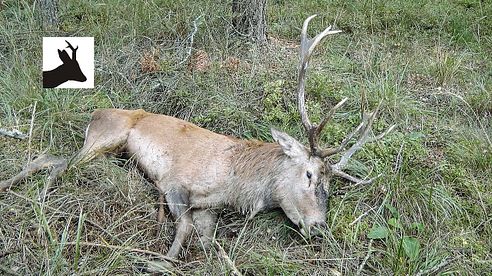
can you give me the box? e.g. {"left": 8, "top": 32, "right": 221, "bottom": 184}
{"left": 356, "top": 239, "right": 373, "bottom": 276}
{"left": 27, "top": 101, "right": 37, "bottom": 161}
{"left": 349, "top": 207, "right": 376, "bottom": 227}
{"left": 214, "top": 240, "right": 242, "bottom": 276}
{"left": 0, "top": 128, "right": 27, "bottom": 139}
{"left": 176, "top": 15, "right": 203, "bottom": 66}
{"left": 65, "top": 241, "right": 181, "bottom": 263}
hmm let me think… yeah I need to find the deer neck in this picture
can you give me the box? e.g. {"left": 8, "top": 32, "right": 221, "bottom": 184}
{"left": 228, "top": 141, "right": 286, "bottom": 217}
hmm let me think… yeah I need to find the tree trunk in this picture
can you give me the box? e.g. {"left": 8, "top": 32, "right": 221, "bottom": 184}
{"left": 39, "top": 0, "right": 59, "bottom": 29}
{"left": 232, "top": 0, "right": 267, "bottom": 44}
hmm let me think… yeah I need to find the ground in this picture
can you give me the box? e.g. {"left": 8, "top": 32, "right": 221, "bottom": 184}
{"left": 0, "top": 0, "right": 491, "bottom": 275}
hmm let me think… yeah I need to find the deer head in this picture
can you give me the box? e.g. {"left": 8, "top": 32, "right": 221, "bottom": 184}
{"left": 274, "top": 15, "right": 395, "bottom": 238}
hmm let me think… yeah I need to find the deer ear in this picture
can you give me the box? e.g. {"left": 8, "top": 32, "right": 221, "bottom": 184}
{"left": 271, "top": 128, "right": 307, "bottom": 159}
{"left": 58, "top": 49, "right": 71, "bottom": 63}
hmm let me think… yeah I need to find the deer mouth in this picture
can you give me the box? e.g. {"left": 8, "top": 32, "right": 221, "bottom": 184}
{"left": 299, "top": 221, "right": 327, "bottom": 238}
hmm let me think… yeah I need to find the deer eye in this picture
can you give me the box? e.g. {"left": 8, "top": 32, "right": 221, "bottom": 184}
{"left": 306, "top": 171, "right": 312, "bottom": 179}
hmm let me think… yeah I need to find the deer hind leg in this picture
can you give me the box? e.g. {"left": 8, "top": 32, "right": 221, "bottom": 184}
{"left": 155, "top": 192, "right": 166, "bottom": 240}
{"left": 0, "top": 154, "right": 67, "bottom": 192}
{"left": 192, "top": 209, "right": 217, "bottom": 251}
{"left": 165, "top": 187, "right": 193, "bottom": 259}
{"left": 69, "top": 120, "right": 130, "bottom": 166}
{"left": 1, "top": 110, "right": 134, "bottom": 193}
{"left": 0, "top": 120, "right": 126, "bottom": 193}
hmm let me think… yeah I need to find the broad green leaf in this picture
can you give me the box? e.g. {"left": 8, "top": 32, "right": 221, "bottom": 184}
{"left": 388, "top": 218, "right": 402, "bottom": 229}
{"left": 402, "top": 236, "right": 420, "bottom": 260}
{"left": 385, "top": 204, "right": 400, "bottom": 218}
{"left": 409, "top": 132, "right": 425, "bottom": 140}
{"left": 411, "top": 222, "right": 425, "bottom": 232}
{"left": 368, "top": 226, "right": 389, "bottom": 239}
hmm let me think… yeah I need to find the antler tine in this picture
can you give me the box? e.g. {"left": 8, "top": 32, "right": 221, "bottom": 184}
{"left": 318, "top": 109, "right": 366, "bottom": 158}
{"left": 368, "top": 124, "right": 396, "bottom": 143}
{"left": 330, "top": 102, "right": 396, "bottom": 184}
{"left": 321, "top": 102, "right": 383, "bottom": 159}
{"left": 298, "top": 15, "right": 317, "bottom": 135}
{"left": 332, "top": 170, "right": 383, "bottom": 186}
{"left": 65, "top": 40, "right": 78, "bottom": 59}
{"left": 317, "top": 97, "right": 348, "bottom": 131}
{"left": 315, "top": 97, "right": 348, "bottom": 137}
{"left": 300, "top": 15, "right": 342, "bottom": 61}
{"left": 300, "top": 14, "right": 318, "bottom": 57}
{"left": 332, "top": 111, "right": 378, "bottom": 171}
{"left": 298, "top": 14, "right": 342, "bottom": 154}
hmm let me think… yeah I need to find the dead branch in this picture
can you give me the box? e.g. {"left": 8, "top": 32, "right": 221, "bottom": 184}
{"left": 0, "top": 128, "right": 27, "bottom": 139}
{"left": 177, "top": 15, "right": 203, "bottom": 66}
{"left": 349, "top": 206, "right": 376, "bottom": 227}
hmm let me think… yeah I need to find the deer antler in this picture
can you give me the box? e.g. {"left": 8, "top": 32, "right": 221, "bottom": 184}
{"left": 65, "top": 40, "right": 79, "bottom": 60}
{"left": 297, "top": 15, "right": 396, "bottom": 184}
{"left": 297, "top": 15, "right": 344, "bottom": 156}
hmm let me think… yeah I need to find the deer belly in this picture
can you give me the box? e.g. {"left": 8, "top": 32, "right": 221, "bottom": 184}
{"left": 125, "top": 132, "right": 173, "bottom": 182}
{"left": 125, "top": 129, "right": 231, "bottom": 192}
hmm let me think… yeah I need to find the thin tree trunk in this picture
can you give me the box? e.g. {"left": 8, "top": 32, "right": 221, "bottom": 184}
{"left": 39, "top": 0, "right": 59, "bottom": 29}
{"left": 232, "top": 0, "right": 267, "bottom": 44}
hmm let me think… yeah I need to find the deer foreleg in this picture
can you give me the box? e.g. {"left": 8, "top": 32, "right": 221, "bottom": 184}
{"left": 192, "top": 209, "right": 217, "bottom": 251}
{"left": 165, "top": 188, "right": 193, "bottom": 259}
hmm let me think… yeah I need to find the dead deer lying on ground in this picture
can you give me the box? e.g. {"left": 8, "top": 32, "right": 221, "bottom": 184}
{"left": 0, "top": 15, "right": 394, "bottom": 260}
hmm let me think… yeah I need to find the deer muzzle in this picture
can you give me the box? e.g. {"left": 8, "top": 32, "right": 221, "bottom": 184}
{"left": 300, "top": 220, "right": 327, "bottom": 238}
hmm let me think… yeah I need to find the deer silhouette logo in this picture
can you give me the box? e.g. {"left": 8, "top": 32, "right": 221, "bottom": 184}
{"left": 43, "top": 40, "right": 87, "bottom": 88}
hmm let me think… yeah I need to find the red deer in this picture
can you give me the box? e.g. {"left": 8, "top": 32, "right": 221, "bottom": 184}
{"left": 43, "top": 40, "right": 87, "bottom": 88}
{"left": 1, "top": 15, "right": 394, "bottom": 260}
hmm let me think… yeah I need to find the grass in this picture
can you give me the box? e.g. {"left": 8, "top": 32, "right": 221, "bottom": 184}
{"left": 1, "top": 0, "right": 491, "bottom": 274}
